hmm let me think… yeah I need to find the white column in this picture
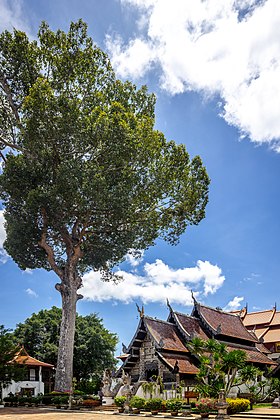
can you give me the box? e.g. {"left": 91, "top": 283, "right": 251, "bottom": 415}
{"left": 39, "top": 366, "right": 42, "bottom": 393}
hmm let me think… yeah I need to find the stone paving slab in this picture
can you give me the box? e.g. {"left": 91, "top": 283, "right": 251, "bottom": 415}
{"left": 1, "top": 407, "right": 280, "bottom": 420}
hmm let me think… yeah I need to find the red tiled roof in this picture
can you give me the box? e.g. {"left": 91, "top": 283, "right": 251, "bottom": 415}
{"left": 174, "top": 312, "right": 208, "bottom": 340}
{"left": 243, "top": 310, "right": 275, "bottom": 327}
{"left": 224, "top": 343, "right": 276, "bottom": 365}
{"left": 252, "top": 327, "right": 269, "bottom": 339}
{"left": 157, "top": 352, "right": 199, "bottom": 375}
{"left": 145, "top": 317, "right": 188, "bottom": 353}
{"left": 261, "top": 328, "right": 280, "bottom": 344}
{"left": 198, "top": 305, "right": 257, "bottom": 342}
{"left": 256, "top": 342, "right": 271, "bottom": 354}
{"left": 13, "top": 348, "right": 54, "bottom": 368}
{"left": 270, "top": 312, "right": 280, "bottom": 326}
{"left": 14, "top": 355, "right": 54, "bottom": 367}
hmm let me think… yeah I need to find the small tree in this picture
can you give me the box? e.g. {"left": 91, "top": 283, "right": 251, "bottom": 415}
{"left": 0, "top": 326, "right": 25, "bottom": 401}
{"left": 13, "top": 307, "right": 118, "bottom": 386}
{"left": 187, "top": 338, "right": 247, "bottom": 398}
{"left": 0, "top": 20, "right": 209, "bottom": 392}
{"left": 238, "top": 365, "right": 279, "bottom": 408}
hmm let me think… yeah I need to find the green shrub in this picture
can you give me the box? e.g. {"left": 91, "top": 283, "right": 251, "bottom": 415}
{"left": 31, "top": 397, "right": 41, "bottom": 405}
{"left": 60, "top": 396, "right": 69, "bottom": 405}
{"left": 41, "top": 394, "right": 53, "bottom": 405}
{"left": 130, "top": 396, "right": 146, "bottom": 409}
{"left": 114, "top": 396, "right": 126, "bottom": 407}
{"left": 145, "top": 398, "right": 163, "bottom": 411}
{"left": 52, "top": 396, "right": 62, "bottom": 405}
{"left": 227, "top": 398, "right": 250, "bottom": 414}
{"left": 18, "top": 397, "right": 27, "bottom": 405}
{"left": 166, "top": 398, "right": 183, "bottom": 412}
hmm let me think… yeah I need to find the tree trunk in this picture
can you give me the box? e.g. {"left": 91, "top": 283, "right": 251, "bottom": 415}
{"left": 54, "top": 268, "right": 82, "bottom": 392}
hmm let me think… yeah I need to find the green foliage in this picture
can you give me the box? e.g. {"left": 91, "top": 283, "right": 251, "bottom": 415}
{"left": 238, "top": 365, "right": 280, "bottom": 404}
{"left": 12, "top": 306, "right": 118, "bottom": 382}
{"left": 129, "top": 396, "right": 146, "bottom": 409}
{"left": 141, "top": 381, "right": 158, "bottom": 398}
{"left": 0, "top": 19, "right": 209, "bottom": 277}
{"left": 187, "top": 338, "right": 247, "bottom": 398}
{"left": 77, "top": 379, "right": 100, "bottom": 395}
{"left": 52, "top": 396, "right": 62, "bottom": 405}
{"left": 0, "top": 325, "right": 26, "bottom": 401}
{"left": 226, "top": 398, "right": 250, "bottom": 414}
{"left": 145, "top": 398, "right": 163, "bottom": 411}
{"left": 114, "top": 396, "right": 126, "bottom": 407}
{"left": 166, "top": 398, "right": 183, "bottom": 412}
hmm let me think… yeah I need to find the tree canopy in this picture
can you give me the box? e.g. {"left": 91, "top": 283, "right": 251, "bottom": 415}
{"left": 0, "top": 20, "right": 209, "bottom": 391}
{"left": 13, "top": 307, "right": 117, "bottom": 387}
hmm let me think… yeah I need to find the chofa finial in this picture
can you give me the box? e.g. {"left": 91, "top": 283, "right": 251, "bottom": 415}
{"left": 136, "top": 303, "right": 144, "bottom": 318}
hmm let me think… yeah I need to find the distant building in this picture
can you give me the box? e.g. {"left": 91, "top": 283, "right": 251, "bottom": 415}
{"left": 117, "top": 298, "right": 276, "bottom": 391}
{"left": 3, "top": 346, "right": 54, "bottom": 398}
{"left": 236, "top": 305, "right": 280, "bottom": 361}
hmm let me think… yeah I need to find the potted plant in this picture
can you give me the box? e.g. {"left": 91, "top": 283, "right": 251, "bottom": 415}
{"left": 129, "top": 395, "right": 146, "bottom": 414}
{"left": 196, "top": 398, "right": 215, "bottom": 418}
{"left": 18, "top": 396, "right": 27, "bottom": 406}
{"left": 166, "top": 398, "right": 183, "bottom": 416}
{"left": 145, "top": 398, "right": 163, "bottom": 415}
{"left": 114, "top": 396, "right": 126, "bottom": 413}
{"left": 52, "top": 396, "right": 62, "bottom": 409}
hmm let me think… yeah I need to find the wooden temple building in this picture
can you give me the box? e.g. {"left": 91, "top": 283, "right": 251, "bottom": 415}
{"left": 117, "top": 299, "right": 277, "bottom": 389}
{"left": 236, "top": 305, "right": 280, "bottom": 360}
{"left": 2, "top": 346, "right": 54, "bottom": 399}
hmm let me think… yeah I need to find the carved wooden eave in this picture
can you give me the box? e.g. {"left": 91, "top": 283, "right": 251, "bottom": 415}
{"left": 116, "top": 317, "right": 147, "bottom": 375}
{"left": 144, "top": 316, "right": 189, "bottom": 354}
{"left": 155, "top": 351, "right": 199, "bottom": 375}
{"left": 167, "top": 310, "right": 192, "bottom": 342}
{"left": 191, "top": 301, "right": 217, "bottom": 337}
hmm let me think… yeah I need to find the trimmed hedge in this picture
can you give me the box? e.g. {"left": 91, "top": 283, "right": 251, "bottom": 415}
{"left": 227, "top": 398, "right": 250, "bottom": 414}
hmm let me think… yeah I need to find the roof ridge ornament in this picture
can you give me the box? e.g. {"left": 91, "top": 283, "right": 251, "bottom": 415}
{"left": 122, "top": 342, "right": 128, "bottom": 354}
{"left": 166, "top": 298, "right": 173, "bottom": 312}
{"left": 191, "top": 290, "right": 197, "bottom": 304}
{"left": 136, "top": 303, "right": 144, "bottom": 318}
{"left": 216, "top": 323, "right": 222, "bottom": 335}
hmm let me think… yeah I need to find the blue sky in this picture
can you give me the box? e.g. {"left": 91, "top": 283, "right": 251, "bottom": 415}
{"left": 1, "top": 0, "right": 280, "bottom": 356}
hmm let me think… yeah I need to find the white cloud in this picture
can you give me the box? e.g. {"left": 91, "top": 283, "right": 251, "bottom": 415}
{"left": 25, "top": 288, "right": 38, "bottom": 298}
{"left": 23, "top": 268, "right": 33, "bottom": 275}
{"left": 125, "top": 249, "right": 144, "bottom": 267}
{"left": 108, "top": 0, "right": 280, "bottom": 149}
{"left": 0, "top": 0, "right": 30, "bottom": 33}
{"left": 0, "top": 210, "right": 8, "bottom": 263}
{"left": 81, "top": 259, "right": 225, "bottom": 305}
{"left": 223, "top": 296, "right": 244, "bottom": 311}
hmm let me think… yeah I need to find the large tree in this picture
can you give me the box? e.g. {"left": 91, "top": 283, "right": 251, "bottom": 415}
{"left": 13, "top": 307, "right": 118, "bottom": 385}
{"left": 0, "top": 21, "right": 209, "bottom": 391}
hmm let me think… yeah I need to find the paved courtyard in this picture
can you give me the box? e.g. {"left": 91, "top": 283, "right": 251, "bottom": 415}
{"left": 1, "top": 407, "right": 280, "bottom": 420}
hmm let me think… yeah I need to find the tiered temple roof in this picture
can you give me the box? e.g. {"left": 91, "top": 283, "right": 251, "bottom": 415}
{"left": 12, "top": 346, "right": 54, "bottom": 368}
{"left": 118, "top": 300, "right": 276, "bottom": 380}
{"left": 237, "top": 305, "right": 280, "bottom": 357}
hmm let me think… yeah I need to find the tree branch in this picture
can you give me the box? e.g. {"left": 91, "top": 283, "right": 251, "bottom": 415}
{"left": 0, "top": 73, "right": 20, "bottom": 123}
{"left": 38, "top": 208, "right": 63, "bottom": 279}
{"left": 0, "top": 136, "right": 23, "bottom": 153}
